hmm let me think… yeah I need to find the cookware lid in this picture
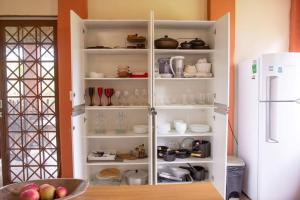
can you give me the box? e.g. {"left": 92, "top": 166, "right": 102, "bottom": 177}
{"left": 189, "top": 38, "right": 205, "bottom": 45}
{"left": 124, "top": 169, "right": 148, "bottom": 179}
{"left": 156, "top": 35, "right": 177, "bottom": 42}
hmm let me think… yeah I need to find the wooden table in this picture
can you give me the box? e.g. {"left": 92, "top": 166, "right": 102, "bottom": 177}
{"left": 75, "top": 183, "right": 223, "bottom": 200}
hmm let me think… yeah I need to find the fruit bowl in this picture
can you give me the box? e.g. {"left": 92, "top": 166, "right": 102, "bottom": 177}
{"left": 0, "top": 178, "right": 88, "bottom": 200}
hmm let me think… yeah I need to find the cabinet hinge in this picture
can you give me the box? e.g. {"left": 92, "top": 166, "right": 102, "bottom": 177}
{"left": 213, "top": 115, "right": 216, "bottom": 121}
{"left": 84, "top": 117, "right": 87, "bottom": 122}
{"left": 213, "top": 93, "right": 216, "bottom": 99}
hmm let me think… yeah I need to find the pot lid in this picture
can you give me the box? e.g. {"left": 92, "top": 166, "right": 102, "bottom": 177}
{"left": 189, "top": 38, "right": 205, "bottom": 44}
{"left": 124, "top": 169, "right": 148, "bottom": 179}
{"left": 156, "top": 35, "right": 177, "bottom": 42}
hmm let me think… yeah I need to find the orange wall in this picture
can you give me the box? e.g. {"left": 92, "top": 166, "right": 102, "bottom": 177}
{"left": 57, "top": 0, "right": 87, "bottom": 177}
{"left": 290, "top": 0, "right": 300, "bottom": 51}
{"left": 208, "top": 0, "right": 235, "bottom": 155}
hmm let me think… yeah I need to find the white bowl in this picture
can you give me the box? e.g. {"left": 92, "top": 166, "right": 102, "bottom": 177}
{"left": 189, "top": 124, "right": 210, "bottom": 133}
{"left": 133, "top": 125, "right": 148, "bottom": 134}
{"left": 89, "top": 72, "right": 104, "bottom": 78}
{"left": 175, "top": 122, "right": 187, "bottom": 134}
{"left": 196, "top": 63, "right": 212, "bottom": 73}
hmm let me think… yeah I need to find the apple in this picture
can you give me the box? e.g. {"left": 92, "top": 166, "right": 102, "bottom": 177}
{"left": 39, "top": 184, "right": 55, "bottom": 200}
{"left": 21, "top": 183, "right": 39, "bottom": 193}
{"left": 55, "top": 186, "right": 68, "bottom": 198}
{"left": 39, "top": 183, "right": 50, "bottom": 190}
{"left": 19, "top": 189, "right": 40, "bottom": 200}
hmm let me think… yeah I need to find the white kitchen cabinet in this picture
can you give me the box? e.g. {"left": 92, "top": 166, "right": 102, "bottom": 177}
{"left": 70, "top": 10, "right": 229, "bottom": 198}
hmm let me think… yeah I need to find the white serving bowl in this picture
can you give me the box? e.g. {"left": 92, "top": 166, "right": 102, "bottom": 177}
{"left": 89, "top": 72, "right": 104, "bottom": 78}
{"left": 175, "top": 122, "right": 187, "bottom": 134}
{"left": 196, "top": 63, "right": 212, "bottom": 73}
{"left": 189, "top": 124, "right": 210, "bottom": 133}
{"left": 133, "top": 125, "right": 148, "bottom": 134}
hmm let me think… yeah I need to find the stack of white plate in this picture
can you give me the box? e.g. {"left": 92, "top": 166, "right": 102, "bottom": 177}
{"left": 189, "top": 124, "right": 210, "bottom": 133}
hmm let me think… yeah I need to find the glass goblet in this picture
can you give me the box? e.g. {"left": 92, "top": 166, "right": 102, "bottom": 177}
{"left": 88, "top": 87, "right": 95, "bottom": 106}
{"left": 97, "top": 87, "right": 103, "bottom": 106}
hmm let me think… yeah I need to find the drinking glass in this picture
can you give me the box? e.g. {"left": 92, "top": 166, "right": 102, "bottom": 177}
{"left": 104, "top": 88, "right": 114, "bottom": 106}
{"left": 197, "top": 93, "right": 206, "bottom": 105}
{"left": 94, "top": 112, "right": 105, "bottom": 133}
{"left": 116, "top": 111, "right": 126, "bottom": 133}
{"left": 133, "top": 88, "right": 140, "bottom": 105}
{"left": 97, "top": 87, "right": 103, "bottom": 106}
{"left": 115, "top": 90, "right": 121, "bottom": 106}
{"left": 141, "top": 89, "right": 147, "bottom": 105}
{"left": 88, "top": 87, "right": 95, "bottom": 106}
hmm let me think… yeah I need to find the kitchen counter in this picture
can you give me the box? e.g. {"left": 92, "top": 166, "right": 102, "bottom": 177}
{"left": 75, "top": 183, "right": 223, "bottom": 200}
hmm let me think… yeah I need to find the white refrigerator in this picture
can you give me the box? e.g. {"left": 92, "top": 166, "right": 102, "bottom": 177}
{"left": 237, "top": 53, "right": 300, "bottom": 200}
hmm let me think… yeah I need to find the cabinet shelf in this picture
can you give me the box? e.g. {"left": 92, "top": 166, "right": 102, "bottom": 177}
{"left": 155, "top": 105, "right": 215, "bottom": 110}
{"left": 85, "top": 106, "right": 148, "bottom": 110}
{"left": 84, "top": 77, "right": 148, "bottom": 81}
{"left": 83, "top": 48, "right": 148, "bottom": 55}
{"left": 155, "top": 77, "right": 214, "bottom": 81}
{"left": 157, "top": 157, "right": 213, "bottom": 165}
{"left": 157, "top": 131, "right": 213, "bottom": 137}
{"left": 86, "top": 132, "right": 148, "bottom": 139}
{"left": 87, "top": 158, "right": 148, "bottom": 166}
{"left": 154, "top": 49, "right": 214, "bottom": 55}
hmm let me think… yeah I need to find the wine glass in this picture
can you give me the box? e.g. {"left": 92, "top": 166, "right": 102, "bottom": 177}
{"left": 104, "top": 88, "right": 114, "bottom": 106}
{"left": 97, "top": 87, "right": 103, "bottom": 106}
{"left": 88, "top": 87, "right": 94, "bottom": 106}
{"left": 115, "top": 90, "right": 121, "bottom": 106}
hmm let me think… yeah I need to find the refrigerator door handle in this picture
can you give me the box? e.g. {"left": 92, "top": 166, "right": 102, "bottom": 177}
{"left": 266, "top": 101, "right": 279, "bottom": 143}
{"left": 266, "top": 75, "right": 279, "bottom": 101}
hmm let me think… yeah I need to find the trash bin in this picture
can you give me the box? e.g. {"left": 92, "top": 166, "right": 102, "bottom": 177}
{"left": 226, "top": 156, "right": 245, "bottom": 200}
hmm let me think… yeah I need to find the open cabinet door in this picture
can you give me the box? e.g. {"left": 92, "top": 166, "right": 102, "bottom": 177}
{"left": 70, "top": 10, "right": 85, "bottom": 108}
{"left": 212, "top": 13, "right": 230, "bottom": 198}
{"left": 71, "top": 113, "right": 87, "bottom": 179}
{"left": 148, "top": 11, "right": 154, "bottom": 185}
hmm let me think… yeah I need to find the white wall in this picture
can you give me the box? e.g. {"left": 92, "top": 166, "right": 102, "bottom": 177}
{"left": 0, "top": 0, "right": 58, "bottom": 15}
{"left": 235, "top": 0, "right": 291, "bottom": 64}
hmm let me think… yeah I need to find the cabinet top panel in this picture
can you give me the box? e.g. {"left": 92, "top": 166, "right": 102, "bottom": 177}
{"left": 84, "top": 20, "right": 148, "bottom": 29}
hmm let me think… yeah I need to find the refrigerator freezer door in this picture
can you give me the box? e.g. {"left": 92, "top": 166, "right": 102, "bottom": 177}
{"left": 258, "top": 101, "right": 300, "bottom": 200}
{"left": 237, "top": 59, "right": 259, "bottom": 199}
{"left": 259, "top": 53, "right": 300, "bottom": 102}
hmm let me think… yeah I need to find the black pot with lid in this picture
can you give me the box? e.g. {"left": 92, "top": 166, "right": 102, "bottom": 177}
{"left": 155, "top": 35, "right": 179, "bottom": 49}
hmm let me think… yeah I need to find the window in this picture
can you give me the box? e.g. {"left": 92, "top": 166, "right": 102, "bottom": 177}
{"left": 0, "top": 20, "right": 60, "bottom": 184}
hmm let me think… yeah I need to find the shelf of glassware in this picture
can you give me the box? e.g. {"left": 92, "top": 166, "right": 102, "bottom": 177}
{"left": 155, "top": 77, "right": 214, "bottom": 81}
{"left": 86, "top": 158, "right": 149, "bottom": 166}
{"left": 154, "top": 105, "right": 215, "bottom": 110}
{"left": 86, "top": 131, "right": 148, "bottom": 139}
{"left": 85, "top": 106, "right": 149, "bottom": 110}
